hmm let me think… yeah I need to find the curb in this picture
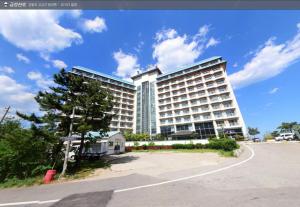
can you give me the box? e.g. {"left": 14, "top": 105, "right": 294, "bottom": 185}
{"left": 233, "top": 145, "right": 244, "bottom": 157}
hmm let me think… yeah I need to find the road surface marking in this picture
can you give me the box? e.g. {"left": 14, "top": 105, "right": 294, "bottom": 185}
{"left": 0, "top": 144, "right": 254, "bottom": 206}
{"left": 114, "top": 144, "right": 255, "bottom": 193}
{"left": 0, "top": 200, "right": 59, "bottom": 206}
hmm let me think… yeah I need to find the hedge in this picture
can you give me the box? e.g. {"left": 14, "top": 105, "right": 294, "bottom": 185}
{"left": 126, "top": 138, "right": 239, "bottom": 152}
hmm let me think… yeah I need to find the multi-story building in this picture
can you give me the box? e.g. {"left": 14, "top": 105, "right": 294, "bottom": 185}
{"left": 71, "top": 56, "right": 247, "bottom": 139}
{"left": 71, "top": 66, "right": 135, "bottom": 132}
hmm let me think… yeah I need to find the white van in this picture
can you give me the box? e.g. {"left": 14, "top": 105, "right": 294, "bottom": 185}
{"left": 275, "top": 133, "right": 294, "bottom": 141}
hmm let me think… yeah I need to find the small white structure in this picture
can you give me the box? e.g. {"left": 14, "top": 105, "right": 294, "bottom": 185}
{"left": 67, "top": 131, "right": 126, "bottom": 156}
{"left": 94, "top": 131, "right": 126, "bottom": 155}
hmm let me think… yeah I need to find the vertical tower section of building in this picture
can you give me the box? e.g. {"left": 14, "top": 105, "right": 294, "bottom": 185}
{"left": 70, "top": 66, "right": 135, "bottom": 133}
{"left": 156, "top": 56, "right": 247, "bottom": 139}
{"left": 131, "top": 68, "right": 162, "bottom": 135}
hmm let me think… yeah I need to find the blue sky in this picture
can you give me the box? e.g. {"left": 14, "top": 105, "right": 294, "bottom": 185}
{"left": 0, "top": 10, "right": 300, "bottom": 135}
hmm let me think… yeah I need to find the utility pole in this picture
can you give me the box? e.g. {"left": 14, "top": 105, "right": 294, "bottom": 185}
{"left": 60, "top": 107, "right": 75, "bottom": 178}
{"left": 0, "top": 106, "right": 10, "bottom": 125}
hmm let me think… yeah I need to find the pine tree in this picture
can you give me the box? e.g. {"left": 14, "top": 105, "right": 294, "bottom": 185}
{"left": 18, "top": 69, "right": 114, "bottom": 171}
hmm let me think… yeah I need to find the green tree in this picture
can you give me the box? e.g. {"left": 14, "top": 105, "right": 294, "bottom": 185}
{"left": 18, "top": 69, "right": 114, "bottom": 172}
{"left": 277, "top": 122, "right": 298, "bottom": 133}
{"left": 0, "top": 119, "right": 56, "bottom": 182}
{"left": 248, "top": 127, "right": 260, "bottom": 138}
{"left": 271, "top": 130, "right": 280, "bottom": 137}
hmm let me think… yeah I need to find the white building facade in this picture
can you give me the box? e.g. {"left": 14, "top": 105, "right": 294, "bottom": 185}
{"left": 71, "top": 56, "right": 247, "bottom": 139}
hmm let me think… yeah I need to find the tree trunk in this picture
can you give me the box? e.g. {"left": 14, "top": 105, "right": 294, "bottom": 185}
{"left": 76, "top": 132, "right": 85, "bottom": 168}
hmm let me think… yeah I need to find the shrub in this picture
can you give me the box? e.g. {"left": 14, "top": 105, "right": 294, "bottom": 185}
{"left": 263, "top": 133, "right": 273, "bottom": 141}
{"left": 234, "top": 135, "right": 245, "bottom": 141}
{"left": 206, "top": 138, "right": 239, "bottom": 151}
{"left": 148, "top": 141, "right": 155, "bottom": 146}
{"left": 172, "top": 144, "right": 185, "bottom": 149}
{"left": 0, "top": 120, "right": 59, "bottom": 182}
{"left": 195, "top": 143, "right": 204, "bottom": 149}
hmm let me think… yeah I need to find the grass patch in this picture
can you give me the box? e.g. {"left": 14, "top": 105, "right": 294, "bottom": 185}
{"left": 0, "top": 160, "right": 111, "bottom": 188}
{"left": 131, "top": 148, "right": 235, "bottom": 157}
{"left": 65, "top": 160, "right": 111, "bottom": 180}
{"left": 0, "top": 176, "right": 43, "bottom": 189}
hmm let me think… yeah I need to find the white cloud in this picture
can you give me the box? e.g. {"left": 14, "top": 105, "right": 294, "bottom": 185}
{"left": 155, "top": 28, "right": 178, "bottom": 42}
{"left": 153, "top": 25, "right": 217, "bottom": 72}
{"left": 27, "top": 71, "right": 54, "bottom": 89}
{"left": 206, "top": 37, "right": 220, "bottom": 48}
{"left": 134, "top": 41, "right": 144, "bottom": 53}
{"left": 0, "top": 11, "right": 82, "bottom": 54}
{"left": 197, "top": 25, "right": 210, "bottom": 38}
{"left": 0, "top": 75, "right": 38, "bottom": 116}
{"left": 69, "top": 10, "right": 82, "bottom": 18}
{"left": 229, "top": 23, "right": 300, "bottom": 89}
{"left": 52, "top": 59, "right": 67, "bottom": 69}
{"left": 16, "top": 53, "right": 30, "bottom": 64}
{"left": 0, "top": 66, "right": 14, "bottom": 74}
{"left": 113, "top": 50, "right": 140, "bottom": 80}
{"left": 233, "top": 62, "right": 238, "bottom": 68}
{"left": 82, "top": 16, "right": 107, "bottom": 33}
{"left": 269, "top": 87, "right": 279, "bottom": 94}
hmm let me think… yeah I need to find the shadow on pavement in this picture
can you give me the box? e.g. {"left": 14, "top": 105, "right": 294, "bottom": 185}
{"left": 108, "top": 155, "right": 139, "bottom": 164}
{"left": 50, "top": 191, "right": 113, "bottom": 207}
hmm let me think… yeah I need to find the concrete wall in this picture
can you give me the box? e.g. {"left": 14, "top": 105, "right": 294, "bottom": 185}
{"left": 125, "top": 139, "right": 209, "bottom": 147}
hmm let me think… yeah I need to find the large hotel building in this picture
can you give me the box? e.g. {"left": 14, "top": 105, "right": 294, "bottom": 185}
{"left": 71, "top": 56, "right": 247, "bottom": 139}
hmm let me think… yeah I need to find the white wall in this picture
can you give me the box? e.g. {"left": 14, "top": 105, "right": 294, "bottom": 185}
{"left": 125, "top": 139, "right": 209, "bottom": 147}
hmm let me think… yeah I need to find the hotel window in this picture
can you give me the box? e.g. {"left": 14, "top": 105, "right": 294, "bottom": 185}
{"left": 176, "top": 124, "right": 189, "bottom": 131}
{"left": 216, "top": 79, "right": 225, "bottom": 85}
{"left": 202, "top": 106, "right": 209, "bottom": 111}
{"left": 214, "top": 111, "right": 223, "bottom": 118}
{"left": 229, "top": 119, "right": 238, "bottom": 126}
{"left": 212, "top": 104, "right": 220, "bottom": 109}
{"left": 203, "top": 113, "right": 211, "bottom": 120}
{"left": 205, "top": 75, "right": 212, "bottom": 81}
{"left": 190, "top": 100, "right": 196, "bottom": 105}
{"left": 193, "top": 115, "right": 200, "bottom": 120}
{"left": 192, "top": 108, "right": 198, "bottom": 113}
{"left": 196, "top": 84, "right": 204, "bottom": 90}
{"left": 216, "top": 121, "right": 225, "bottom": 127}
{"left": 195, "top": 122, "right": 216, "bottom": 139}
{"left": 184, "top": 116, "right": 191, "bottom": 122}
{"left": 160, "top": 126, "right": 175, "bottom": 137}
{"left": 223, "top": 101, "right": 232, "bottom": 108}
{"left": 214, "top": 72, "right": 223, "bottom": 78}
{"left": 221, "top": 94, "right": 230, "bottom": 100}
{"left": 208, "top": 89, "right": 216, "bottom": 95}
{"left": 199, "top": 98, "right": 207, "bottom": 103}
{"left": 206, "top": 82, "right": 214, "bottom": 88}
{"left": 188, "top": 87, "right": 194, "bottom": 91}
{"left": 226, "top": 109, "right": 235, "bottom": 117}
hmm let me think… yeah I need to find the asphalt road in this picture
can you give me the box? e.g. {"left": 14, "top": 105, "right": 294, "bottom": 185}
{"left": 1, "top": 142, "right": 300, "bottom": 207}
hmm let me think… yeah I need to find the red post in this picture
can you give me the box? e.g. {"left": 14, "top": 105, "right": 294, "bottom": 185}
{"left": 43, "top": 170, "right": 56, "bottom": 184}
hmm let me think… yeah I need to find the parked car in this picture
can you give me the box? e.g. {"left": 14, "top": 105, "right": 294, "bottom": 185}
{"left": 275, "top": 133, "right": 295, "bottom": 141}
{"left": 252, "top": 137, "right": 260, "bottom": 142}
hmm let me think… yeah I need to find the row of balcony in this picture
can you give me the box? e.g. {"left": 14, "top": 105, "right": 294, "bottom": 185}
{"left": 160, "top": 114, "right": 239, "bottom": 125}
{"left": 157, "top": 67, "right": 224, "bottom": 90}
{"left": 158, "top": 79, "right": 227, "bottom": 97}
{"left": 160, "top": 105, "right": 234, "bottom": 118}
{"left": 159, "top": 95, "right": 231, "bottom": 110}
{"left": 158, "top": 89, "right": 229, "bottom": 105}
